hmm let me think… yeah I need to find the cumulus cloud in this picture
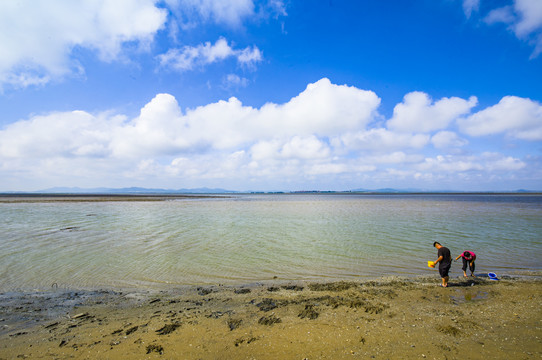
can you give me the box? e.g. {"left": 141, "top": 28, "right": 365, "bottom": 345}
{"left": 387, "top": 92, "right": 477, "bottom": 133}
{"left": 0, "top": 110, "right": 121, "bottom": 159}
{"left": 482, "top": 0, "right": 542, "bottom": 58}
{"left": 0, "top": 79, "right": 537, "bottom": 190}
{"left": 157, "top": 38, "right": 262, "bottom": 71}
{"left": 458, "top": 96, "right": 542, "bottom": 140}
{"left": 0, "top": 0, "right": 167, "bottom": 89}
{"left": 431, "top": 131, "right": 468, "bottom": 149}
{"left": 257, "top": 78, "right": 380, "bottom": 138}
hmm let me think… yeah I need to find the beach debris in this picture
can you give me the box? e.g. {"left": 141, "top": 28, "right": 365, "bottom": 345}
{"left": 234, "top": 335, "right": 259, "bottom": 347}
{"left": 298, "top": 305, "right": 319, "bottom": 320}
{"left": 125, "top": 325, "right": 138, "bottom": 335}
{"left": 9, "top": 331, "right": 28, "bottom": 337}
{"left": 44, "top": 322, "right": 59, "bottom": 329}
{"left": 255, "top": 298, "right": 278, "bottom": 312}
{"left": 149, "top": 298, "right": 161, "bottom": 304}
{"left": 206, "top": 310, "right": 233, "bottom": 319}
{"left": 227, "top": 318, "right": 243, "bottom": 331}
{"left": 146, "top": 344, "right": 164, "bottom": 354}
{"left": 59, "top": 226, "right": 80, "bottom": 232}
{"left": 234, "top": 288, "right": 251, "bottom": 294}
{"left": 282, "top": 285, "right": 304, "bottom": 291}
{"left": 70, "top": 312, "right": 90, "bottom": 320}
{"left": 156, "top": 323, "right": 180, "bottom": 335}
{"left": 197, "top": 287, "right": 214, "bottom": 296}
{"left": 258, "top": 314, "right": 282, "bottom": 326}
{"left": 267, "top": 286, "right": 280, "bottom": 292}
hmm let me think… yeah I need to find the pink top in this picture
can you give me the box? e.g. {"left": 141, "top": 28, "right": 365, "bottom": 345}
{"left": 461, "top": 251, "right": 476, "bottom": 260}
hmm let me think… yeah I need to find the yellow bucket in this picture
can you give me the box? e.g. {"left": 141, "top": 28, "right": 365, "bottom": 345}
{"left": 427, "top": 261, "right": 435, "bottom": 268}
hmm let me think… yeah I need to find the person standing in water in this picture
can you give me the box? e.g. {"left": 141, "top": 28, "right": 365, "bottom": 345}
{"left": 433, "top": 242, "right": 452, "bottom": 287}
{"left": 455, "top": 250, "right": 476, "bottom": 277}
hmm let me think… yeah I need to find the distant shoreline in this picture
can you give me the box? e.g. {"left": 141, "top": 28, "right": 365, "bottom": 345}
{"left": 1, "top": 192, "right": 541, "bottom": 203}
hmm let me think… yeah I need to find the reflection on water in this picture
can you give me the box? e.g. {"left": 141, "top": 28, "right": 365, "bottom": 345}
{"left": 0, "top": 194, "right": 541, "bottom": 291}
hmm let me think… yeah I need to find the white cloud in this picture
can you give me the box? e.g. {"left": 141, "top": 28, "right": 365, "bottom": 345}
{"left": 431, "top": 131, "right": 468, "bottom": 149}
{"left": 458, "top": 96, "right": 542, "bottom": 140}
{"left": 257, "top": 78, "right": 381, "bottom": 138}
{"left": 223, "top": 74, "right": 249, "bottom": 88}
{"left": 0, "top": 0, "right": 167, "bottom": 89}
{"left": 514, "top": 0, "right": 542, "bottom": 37}
{"left": 0, "top": 0, "right": 283, "bottom": 89}
{"left": 266, "top": 0, "right": 288, "bottom": 18}
{"left": 157, "top": 38, "right": 262, "bottom": 71}
{"left": 363, "top": 152, "right": 424, "bottom": 165}
{"left": 166, "top": 0, "right": 256, "bottom": 28}
{"left": 483, "top": 0, "right": 542, "bottom": 58}
{"left": 279, "top": 136, "right": 330, "bottom": 160}
{"left": 463, "top": 0, "right": 480, "bottom": 19}
{"left": 484, "top": 6, "right": 516, "bottom": 25}
{"left": 0, "top": 79, "right": 538, "bottom": 191}
{"left": 482, "top": 152, "right": 526, "bottom": 171}
{"left": 418, "top": 153, "right": 525, "bottom": 173}
{"left": 237, "top": 46, "right": 263, "bottom": 67}
{"left": 387, "top": 92, "right": 477, "bottom": 133}
{"left": 165, "top": 0, "right": 287, "bottom": 28}
{"left": 338, "top": 129, "right": 430, "bottom": 152}
{"left": 0, "top": 110, "right": 120, "bottom": 159}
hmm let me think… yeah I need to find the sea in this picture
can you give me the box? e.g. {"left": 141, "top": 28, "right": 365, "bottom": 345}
{"left": 1, "top": 194, "right": 541, "bottom": 292}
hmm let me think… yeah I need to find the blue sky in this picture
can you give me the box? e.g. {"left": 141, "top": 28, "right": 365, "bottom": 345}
{"left": 0, "top": 0, "right": 541, "bottom": 192}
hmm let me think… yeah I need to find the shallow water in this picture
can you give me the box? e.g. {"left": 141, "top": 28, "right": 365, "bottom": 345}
{"left": 1, "top": 194, "right": 541, "bottom": 291}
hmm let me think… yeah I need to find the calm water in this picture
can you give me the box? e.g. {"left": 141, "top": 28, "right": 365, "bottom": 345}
{"left": 1, "top": 194, "right": 541, "bottom": 291}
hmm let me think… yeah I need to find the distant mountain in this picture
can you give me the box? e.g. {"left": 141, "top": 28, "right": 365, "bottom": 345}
{"left": 36, "top": 187, "right": 239, "bottom": 194}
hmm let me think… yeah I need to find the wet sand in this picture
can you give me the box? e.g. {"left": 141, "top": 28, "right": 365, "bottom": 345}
{"left": 1, "top": 275, "right": 541, "bottom": 359}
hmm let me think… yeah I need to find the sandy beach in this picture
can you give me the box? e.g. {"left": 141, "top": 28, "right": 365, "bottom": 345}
{"left": 1, "top": 274, "right": 540, "bottom": 359}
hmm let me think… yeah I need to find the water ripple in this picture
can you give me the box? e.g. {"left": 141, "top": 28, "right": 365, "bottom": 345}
{"left": 0, "top": 194, "right": 541, "bottom": 291}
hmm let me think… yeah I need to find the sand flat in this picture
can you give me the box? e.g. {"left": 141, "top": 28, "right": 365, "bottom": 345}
{"left": 1, "top": 276, "right": 541, "bottom": 359}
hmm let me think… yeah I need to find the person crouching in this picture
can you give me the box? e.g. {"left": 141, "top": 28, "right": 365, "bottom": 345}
{"left": 455, "top": 251, "right": 476, "bottom": 277}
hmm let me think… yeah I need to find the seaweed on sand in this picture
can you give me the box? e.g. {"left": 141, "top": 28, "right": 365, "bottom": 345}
{"left": 227, "top": 318, "right": 242, "bottom": 331}
{"left": 258, "top": 314, "right": 282, "bottom": 326}
{"left": 308, "top": 281, "right": 357, "bottom": 292}
{"left": 156, "top": 323, "right": 180, "bottom": 335}
{"left": 298, "top": 305, "right": 319, "bottom": 319}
